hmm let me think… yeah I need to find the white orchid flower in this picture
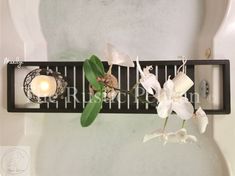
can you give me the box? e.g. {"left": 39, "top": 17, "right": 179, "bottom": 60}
{"left": 175, "top": 128, "right": 197, "bottom": 143}
{"left": 104, "top": 43, "right": 134, "bottom": 67}
{"left": 143, "top": 129, "right": 165, "bottom": 143}
{"left": 193, "top": 107, "right": 208, "bottom": 134}
{"left": 143, "top": 128, "right": 197, "bottom": 144}
{"left": 157, "top": 78, "right": 194, "bottom": 120}
{"left": 136, "top": 58, "right": 194, "bottom": 120}
{"left": 136, "top": 56, "right": 161, "bottom": 95}
{"left": 143, "top": 129, "right": 175, "bottom": 145}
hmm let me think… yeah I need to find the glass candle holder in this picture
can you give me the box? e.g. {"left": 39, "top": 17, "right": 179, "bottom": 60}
{"left": 23, "top": 68, "right": 67, "bottom": 103}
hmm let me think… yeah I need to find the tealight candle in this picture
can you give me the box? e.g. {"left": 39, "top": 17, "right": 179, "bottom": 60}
{"left": 30, "top": 75, "right": 57, "bottom": 97}
{"left": 172, "top": 72, "right": 194, "bottom": 96}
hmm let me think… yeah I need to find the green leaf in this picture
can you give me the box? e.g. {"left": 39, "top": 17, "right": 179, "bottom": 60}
{"left": 83, "top": 59, "right": 103, "bottom": 90}
{"left": 89, "top": 55, "right": 105, "bottom": 77}
{"left": 80, "top": 92, "right": 103, "bottom": 127}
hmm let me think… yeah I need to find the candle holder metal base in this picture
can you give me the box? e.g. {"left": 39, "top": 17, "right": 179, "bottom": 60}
{"left": 23, "top": 68, "right": 67, "bottom": 103}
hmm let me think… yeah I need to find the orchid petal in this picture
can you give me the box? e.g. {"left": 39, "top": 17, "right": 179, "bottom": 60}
{"left": 105, "top": 43, "right": 134, "bottom": 67}
{"left": 175, "top": 128, "right": 188, "bottom": 143}
{"left": 140, "top": 74, "right": 161, "bottom": 95}
{"left": 175, "top": 128, "right": 197, "bottom": 143}
{"left": 143, "top": 129, "right": 163, "bottom": 143}
{"left": 157, "top": 100, "right": 172, "bottom": 118}
{"left": 152, "top": 80, "right": 162, "bottom": 98}
{"left": 136, "top": 56, "right": 145, "bottom": 77}
{"left": 167, "top": 133, "right": 180, "bottom": 143}
{"left": 175, "top": 128, "right": 187, "bottom": 139}
{"left": 163, "top": 79, "right": 175, "bottom": 99}
{"left": 160, "top": 134, "right": 169, "bottom": 145}
{"left": 172, "top": 97, "right": 194, "bottom": 120}
{"left": 139, "top": 75, "right": 154, "bottom": 95}
{"left": 156, "top": 89, "right": 167, "bottom": 102}
{"left": 185, "top": 135, "right": 197, "bottom": 143}
{"left": 137, "top": 58, "right": 162, "bottom": 96}
{"left": 143, "top": 66, "right": 153, "bottom": 76}
{"left": 193, "top": 107, "right": 208, "bottom": 133}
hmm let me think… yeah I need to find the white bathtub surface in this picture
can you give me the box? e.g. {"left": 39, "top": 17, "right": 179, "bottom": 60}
{"left": 31, "top": 114, "right": 228, "bottom": 176}
{"left": 39, "top": 0, "right": 204, "bottom": 60}
{"left": 1, "top": 0, "right": 232, "bottom": 176}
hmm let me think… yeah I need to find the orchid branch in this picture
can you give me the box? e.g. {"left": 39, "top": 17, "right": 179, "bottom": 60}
{"left": 181, "top": 120, "right": 186, "bottom": 128}
{"left": 163, "top": 117, "right": 169, "bottom": 131}
{"left": 106, "top": 83, "right": 152, "bottom": 104}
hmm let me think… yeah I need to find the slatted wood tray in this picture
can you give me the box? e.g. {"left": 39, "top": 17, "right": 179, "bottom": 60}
{"left": 7, "top": 60, "right": 230, "bottom": 114}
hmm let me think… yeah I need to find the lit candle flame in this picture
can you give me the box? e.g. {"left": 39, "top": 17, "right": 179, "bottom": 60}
{"left": 31, "top": 75, "right": 57, "bottom": 97}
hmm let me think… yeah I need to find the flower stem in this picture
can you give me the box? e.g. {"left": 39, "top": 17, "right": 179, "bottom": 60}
{"left": 113, "top": 87, "right": 130, "bottom": 94}
{"left": 112, "top": 87, "right": 151, "bottom": 104}
{"left": 106, "top": 81, "right": 152, "bottom": 104}
{"left": 130, "top": 82, "right": 140, "bottom": 92}
{"left": 181, "top": 120, "right": 186, "bottom": 128}
{"left": 163, "top": 117, "right": 169, "bottom": 131}
{"left": 136, "top": 95, "right": 151, "bottom": 104}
